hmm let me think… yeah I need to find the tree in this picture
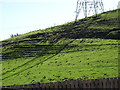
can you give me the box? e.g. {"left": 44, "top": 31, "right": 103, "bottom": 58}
{"left": 10, "top": 33, "right": 20, "bottom": 38}
{"left": 10, "top": 34, "right": 14, "bottom": 38}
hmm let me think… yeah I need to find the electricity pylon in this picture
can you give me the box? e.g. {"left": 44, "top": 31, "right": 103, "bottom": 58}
{"left": 75, "top": 0, "right": 104, "bottom": 22}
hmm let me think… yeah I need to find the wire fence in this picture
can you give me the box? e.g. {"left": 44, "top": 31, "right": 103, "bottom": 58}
{"left": 2, "top": 77, "right": 119, "bottom": 89}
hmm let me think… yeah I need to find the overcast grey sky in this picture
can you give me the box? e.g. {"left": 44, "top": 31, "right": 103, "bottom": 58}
{"left": 0, "top": 0, "right": 120, "bottom": 40}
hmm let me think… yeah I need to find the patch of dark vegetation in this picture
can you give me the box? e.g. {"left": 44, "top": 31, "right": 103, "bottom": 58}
{"left": 2, "top": 9, "right": 120, "bottom": 60}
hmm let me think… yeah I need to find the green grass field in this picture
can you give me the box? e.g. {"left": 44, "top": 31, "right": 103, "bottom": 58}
{"left": 2, "top": 9, "right": 120, "bottom": 86}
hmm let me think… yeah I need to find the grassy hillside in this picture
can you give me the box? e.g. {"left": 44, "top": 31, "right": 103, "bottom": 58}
{"left": 2, "top": 9, "right": 120, "bottom": 86}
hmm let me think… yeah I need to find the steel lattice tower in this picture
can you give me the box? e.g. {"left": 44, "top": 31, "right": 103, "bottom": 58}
{"left": 75, "top": 0, "right": 104, "bottom": 21}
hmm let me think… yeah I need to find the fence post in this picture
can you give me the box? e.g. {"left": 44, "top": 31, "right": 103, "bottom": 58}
{"left": 40, "top": 83, "right": 44, "bottom": 88}
{"left": 59, "top": 81, "right": 64, "bottom": 89}
{"left": 109, "top": 78, "right": 113, "bottom": 88}
{"left": 49, "top": 82, "right": 55, "bottom": 88}
{"left": 75, "top": 80, "right": 79, "bottom": 88}
{"left": 98, "top": 78, "right": 103, "bottom": 88}
{"left": 106, "top": 78, "right": 111, "bottom": 88}
{"left": 110, "top": 77, "right": 118, "bottom": 88}
{"left": 70, "top": 80, "right": 79, "bottom": 88}
{"left": 70, "top": 80, "right": 75, "bottom": 88}
{"left": 78, "top": 80, "right": 81, "bottom": 88}
{"left": 86, "top": 79, "right": 91, "bottom": 88}
{"left": 82, "top": 79, "right": 87, "bottom": 88}
{"left": 65, "top": 80, "right": 71, "bottom": 89}
{"left": 44, "top": 83, "right": 50, "bottom": 89}
{"left": 114, "top": 77, "right": 118, "bottom": 88}
{"left": 61, "top": 81, "right": 67, "bottom": 89}
{"left": 118, "top": 77, "right": 120, "bottom": 89}
{"left": 102, "top": 78, "right": 107, "bottom": 88}
{"left": 90, "top": 79, "right": 95, "bottom": 88}
{"left": 54, "top": 82, "right": 59, "bottom": 89}
{"left": 78, "top": 79, "right": 83, "bottom": 89}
